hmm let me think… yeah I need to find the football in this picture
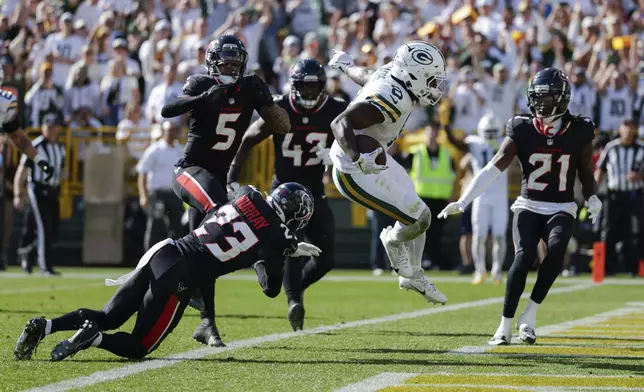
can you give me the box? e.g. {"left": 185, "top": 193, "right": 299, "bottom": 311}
{"left": 355, "top": 134, "right": 387, "bottom": 166}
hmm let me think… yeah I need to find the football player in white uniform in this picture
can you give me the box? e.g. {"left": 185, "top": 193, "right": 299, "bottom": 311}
{"left": 328, "top": 41, "right": 447, "bottom": 305}
{"left": 0, "top": 68, "right": 53, "bottom": 178}
{"left": 445, "top": 113, "right": 509, "bottom": 284}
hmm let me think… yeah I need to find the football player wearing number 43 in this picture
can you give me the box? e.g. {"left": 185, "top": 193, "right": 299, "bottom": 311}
{"left": 14, "top": 183, "right": 318, "bottom": 362}
{"left": 228, "top": 59, "right": 347, "bottom": 331}
{"left": 328, "top": 41, "right": 448, "bottom": 305}
{"left": 438, "top": 68, "right": 602, "bottom": 346}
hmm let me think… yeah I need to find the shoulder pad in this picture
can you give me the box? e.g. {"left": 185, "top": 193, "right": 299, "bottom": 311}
{"left": 182, "top": 74, "right": 216, "bottom": 95}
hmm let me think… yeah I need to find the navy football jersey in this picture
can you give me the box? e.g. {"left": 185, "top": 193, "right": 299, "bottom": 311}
{"left": 506, "top": 112, "right": 595, "bottom": 203}
{"left": 272, "top": 94, "right": 347, "bottom": 195}
{"left": 180, "top": 74, "right": 274, "bottom": 182}
{"left": 175, "top": 185, "right": 298, "bottom": 277}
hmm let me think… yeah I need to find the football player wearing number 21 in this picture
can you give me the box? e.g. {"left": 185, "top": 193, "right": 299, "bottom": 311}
{"left": 438, "top": 68, "right": 602, "bottom": 346}
{"left": 328, "top": 41, "right": 448, "bottom": 305}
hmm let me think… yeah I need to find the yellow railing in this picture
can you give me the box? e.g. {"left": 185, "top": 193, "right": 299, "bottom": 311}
{"left": 9, "top": 125, "right": 519, "bottom": 225}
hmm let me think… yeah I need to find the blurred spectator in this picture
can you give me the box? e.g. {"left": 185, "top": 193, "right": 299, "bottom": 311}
{"left": 145, "top": 65, "right": 182, "bottom": 126}
{"left": 136, "top": 121, "right": 184, "bottom": 251}
{"left": 300, "top": 32, "right": 325, "bottom": 64}
{"left": 170, "top": 0, "right": 202, "bottom": 39}
{"left": 117, "top": 101, "right": 152, "bottom": 161}
{"left": 449, "top": 66, "right": 486, "bottom": 135}
{"left": 475, "top": 62, "right": 519, "bottom": 125}
{"left": 179, "top": 18, "right": 210, "bottom": 62}
{"left": 44, "top": 13, "right": 86, "bottom": 87}
{"left": 101, "top": 58, "right": 140, "bottom": 126}
{"left": 112, "top": 38, "right": 141, "bottom": 78}
{"left": 66, "top": 45, "right": 103, "bottom": 87}
{"left": 569, "top": 67, "right": 597, "bottom": 119}
{"left": 25, "top": 63, "right": 64, "bottom": 127}
{"left": 139, "top": 19, "right": 173, "bottom": 94}
{"left": 597, "top": 68, "right": 634, "bottom": 136}
{"left": 75, "top": 0, "right": 102, "bottom": 28}
{"left": 64, "top": 63, "right": 101, "bottom": 121}
{"left": 403, "top": 125, "right": 457, "bottom": 270}
{"left": 326, "top": 70, "right": 350, "bottom": 102}
{"left": 286, "top": 0, "right": 322, "bottom": 39}
{"left": 273, "top": 35, "right": 301, "bottom": 92}
{"left": 178, "top": 43, "right": 207, "bottom": 78}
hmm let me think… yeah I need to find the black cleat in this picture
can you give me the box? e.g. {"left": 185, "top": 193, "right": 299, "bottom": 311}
{"left": 193, "top": 322, "right": 226, "bottom": 347}
{"left": 50, "top": 320, "right": 99, "bottom": 361}
{"left": 14, "top": 317, "right": 46, "bottom": 360}
{"left": 41, "top": 268, "right": 60, "bottom": 276}
{"left": 287, "top": 302, "right": 305, "bottom": 331}
{"left": 188, "top": 296, "right": 205, "bottom": 312}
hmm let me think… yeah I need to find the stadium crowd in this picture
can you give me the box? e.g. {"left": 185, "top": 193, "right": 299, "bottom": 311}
{"left": 0, "top": 0, "right": 642, "bottom": 275}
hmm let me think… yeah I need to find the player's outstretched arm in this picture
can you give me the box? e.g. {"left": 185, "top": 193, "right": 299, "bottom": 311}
{"left": 331, "top": 102, "right": 385, "bottom": 162}
{"left": 253, "top": 259, "right": 283, "bottom": 298}
{"left": 328, "top": 49, "right": 372, "bottom": 87}
{"left": 258, "top": 104, "right": 290, "bottom": 135}
{"left": 438, "top": 137, "right": 517, "bottom": 218}
{"left": 8, "top": 130, "right": 39, "bottom": 161}
{"left": 227, "top": 118, "right": 273, "bottom": 184}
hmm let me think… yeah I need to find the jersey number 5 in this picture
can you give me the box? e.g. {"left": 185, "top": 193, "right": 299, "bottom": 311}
{"left": 282, "top": 133, "right": 328, "bottom": 166}
{"left": 212, "top": 113, "right": 242, "bottom": 151}
{"left": 195, "top": 205, "right": 259, "bottom": 261}
{"left": 527, "top": 153, "right": 570, "bottom": 192}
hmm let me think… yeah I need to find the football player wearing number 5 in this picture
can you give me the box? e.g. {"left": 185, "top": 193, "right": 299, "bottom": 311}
{"left": 444, "top": 113, "right": 509, "bottom": 285}
{"left": 229, "top": 59, "right": 346, "bottom": 331}
{"left": 438, "top": 68, "right": 602, "bottom": 346}
{"left": 328, "top": 41, "right": 448, "bottom": 305}
{"left": 14, "top": 183, "right": 318, "bottom": 361}
{"left": 161, "top": 35, "right": 290, "bottom": 346}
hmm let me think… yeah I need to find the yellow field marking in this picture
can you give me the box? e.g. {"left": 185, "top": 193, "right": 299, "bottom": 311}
{"left": 490, "top": 345, "right": 644, "bottom": 358}
{"left": 556, "top": 330, "right": 644, "bottom": 338}
{"left": 382, "top": 386, "right": 534, "bottom": 392}
{"left": 542, "top": 337, "right": 644, "bottom": 346}
{"left": 405, "top": 374, "right": 644, "bottom": 388}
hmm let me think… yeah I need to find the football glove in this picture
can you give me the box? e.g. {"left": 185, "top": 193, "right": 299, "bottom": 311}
{"left": 329, "top": 49, "right": 354, "bottom": 73}
{"left": 587, "top": 195, "right": 602, "bottom": 224}
{"left": 311, "top": 145, "right": 332, "bottom": 165}
{"left": 201, "top": 82, "right": 227, "bottom": 101}
{"left": 226, "top": 182, "right": 240, "bottom": 201}
{"left": 291, "top": 242, "right": 322, "bottom": 257}
{"left": 34, "top": 156, "right": 53, "bottom": 181}
{"left": 193, "top": 318, "right": 225, "bottom": 347}
{"left": 354, "top": 148, "right": 388, "bottom": 174}
{"left": 437, "top": 201, "right": 467, "bottom": 219}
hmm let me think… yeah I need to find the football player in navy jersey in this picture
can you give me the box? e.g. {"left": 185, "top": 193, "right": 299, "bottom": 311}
{"left": 14, "top": 183, "right": 320, "bottom": 361}
{"left": 438, "top": 68, "right": 602, "bottom": 345}
{"left": 228, "top": 59, "right": 347, "bottom": 331}
{"left": 161, "top": 35, "right": 290, "bottom": 345}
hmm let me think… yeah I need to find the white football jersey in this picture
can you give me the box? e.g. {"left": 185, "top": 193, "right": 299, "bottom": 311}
{"left": 451, "top": 83, "right": 487, "bottom": 134}
{"left": 569, "top": 83, "right": 597, "bottom": 119}
{"left": 465, "top": 135, "right": 508, "bottom": 203}
{"left": 599, "top": 87, "right": 633, "bottom": 133}
{"left": 330, "top": 64, "right": 413, "bottom": 174}
{"left": 45, "top": 33, "right": 85, "bottom": 87}
{"left": 483, "top": 78, "right": 518, "bottom": 125}
{"left": 0, "top": 89, "right": 18, "bottom": 132}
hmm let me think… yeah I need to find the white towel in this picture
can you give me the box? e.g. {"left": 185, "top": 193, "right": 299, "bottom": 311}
{"left": 105, "top": 238, "right": 174, "bottom": 286}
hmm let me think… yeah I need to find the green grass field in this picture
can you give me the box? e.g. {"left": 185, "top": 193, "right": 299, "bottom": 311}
{"left": 1, "top": 267, "right": 643, "bottom": 392}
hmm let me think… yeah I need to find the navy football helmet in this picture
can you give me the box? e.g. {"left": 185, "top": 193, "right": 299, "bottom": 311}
{"left": 267, "top": 182, "right": 314, "bottom": 232}
{"left": 205, "top": 35, "right": 248, "bottom": 85}
{"left": 527, "top": 68, "right": 571, "bottom": 122}
{"left": 289, "top": 59, "right": 327, "bottom": 109}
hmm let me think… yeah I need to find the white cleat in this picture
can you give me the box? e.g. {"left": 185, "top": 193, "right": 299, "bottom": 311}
{"left": 517, "top": 323, "right": 537, "bottom": 345}
{"left": 488, "top": 332, "right": 511, "bottom": 346}
{"left": 399, "top": 276, "right": 447, "bottom": 305}
{"left": 379, "top": 227, "right": 413, "bottom": 278}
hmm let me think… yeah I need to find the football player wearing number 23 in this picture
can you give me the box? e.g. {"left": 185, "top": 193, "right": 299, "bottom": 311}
{"left": 228, "top": 59, "right": 347, "bottom": 331}
{"left": 14, "top": 183, "right": 318, "bottom": 361}
{"left": 161, "top": 35, "right": 290, "bottom": 347}
{"left": 438, "top": 68, "right": 602, "bottom": 346}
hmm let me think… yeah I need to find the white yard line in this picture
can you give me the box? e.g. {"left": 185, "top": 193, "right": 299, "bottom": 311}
{"left": 335, "top": 372, "right": 644, "bottom": 392}
{"left": 450, "top": 304, "right": 644, "bottom": 354}
{"left": 24, "top": 283, "right": 593, "bottom": 392}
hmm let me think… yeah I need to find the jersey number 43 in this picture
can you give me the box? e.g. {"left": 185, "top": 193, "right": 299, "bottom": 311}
{"left": 527, "top": 153, "right": 571, "bottom": 192}
{"left": 195, "top": 205, "right": 259, "bottom": 261}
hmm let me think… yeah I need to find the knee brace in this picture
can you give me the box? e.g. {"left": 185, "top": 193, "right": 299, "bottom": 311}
{"left": 390, "top": 206, "right": 431, "bottom": 242}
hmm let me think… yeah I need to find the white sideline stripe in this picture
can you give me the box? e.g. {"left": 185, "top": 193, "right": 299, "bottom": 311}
{"left": 335, "top": 372, "right": 418, "bottom": 392}
{"left": 450, "top": 305, "right": 643, "bottom": 354}
{"left": 395, "top": 384, "right": 644, "bottom": 391}
{"left": 335, "top": 372, "right": 644, "bottom": 392}
{"left": 0, "top": 283, "right": 104, "bottom": 295}
{"left": 24, "top": 283, "right": 593, "bottom": 392}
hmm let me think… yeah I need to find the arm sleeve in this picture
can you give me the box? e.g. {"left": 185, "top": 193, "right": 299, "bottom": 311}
{"left": 253, "top": 253, "right": 284, "bottom": 298}
{"left": 161, "top": 94, "right": 204, "bottom": 118}
{"left": 458, "top": 162, "right": 503, "bottom": 206}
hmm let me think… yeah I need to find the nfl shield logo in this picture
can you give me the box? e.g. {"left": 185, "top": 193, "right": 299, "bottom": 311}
{"left": 302, "top": 117, "right": 309, "bottom": 124}
{"left": 547, "top": 138, "right": 553, "bottom": 146}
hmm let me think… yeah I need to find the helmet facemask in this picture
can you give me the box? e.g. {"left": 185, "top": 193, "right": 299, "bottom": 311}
{"left": 529, "top": 91, "right": 566, "bottom": 124}
{"left": 409, "top": 72, "right": 448, "bottom": 106}
{"left": 291, "top": 79, "right": 326, "bottom": 109}
{"left": 207, "top": 45, "right": 247, "bottom": 85}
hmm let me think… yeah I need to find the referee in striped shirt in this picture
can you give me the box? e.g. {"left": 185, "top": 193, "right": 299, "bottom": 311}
{"left": 595, "top": 119, "right": 644, "bottom": 276}
{"left": 13, "top": 113, "right": 66, "bottom": 275}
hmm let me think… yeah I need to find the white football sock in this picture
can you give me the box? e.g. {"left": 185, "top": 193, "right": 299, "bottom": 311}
{"left": 45, "top": 319, "right": 52, "bottom": 336}
{"left": 90, "top": 332, "right": 103, "bottom": 347}
{"left": 497, "top": 316, "right": 513, "bottom": 338}
{"left": 472, "top": 235, "right": 487, "bottom": 274}
{"left": 492, "top": 236, "right": 506, "bottom": 274}
{"left": 520, "top": 300, "right": 539, "bottom": 328}
{"left": 410, "top": 232, "right": 425, "bottom": 273}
